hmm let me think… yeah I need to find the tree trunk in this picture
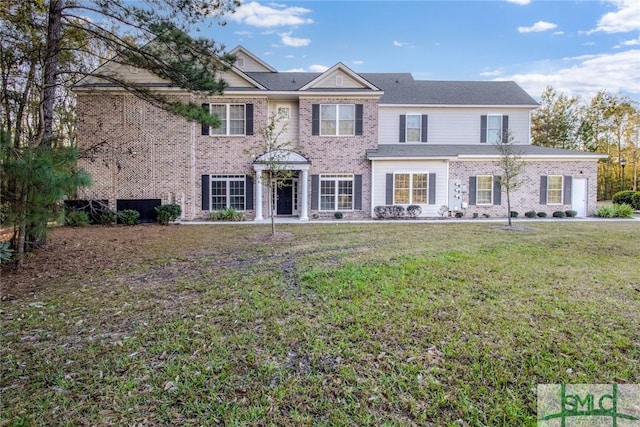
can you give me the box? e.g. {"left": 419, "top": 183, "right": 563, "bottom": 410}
{"left": 39, "top": 0, "right": 64, "bottom": 148}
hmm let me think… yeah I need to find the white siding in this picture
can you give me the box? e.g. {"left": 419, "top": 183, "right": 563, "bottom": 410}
{"left": 267, "top": 101, "right": 299, "bottom": 144}
{"left": 378, "top": 107, "right": 532, "bottom": 145}
{"left": 371, "top": 160, "right": 449, "bottom": 217}
{"left": 313, "top": 71, "right": 367, "bottom": 89}
{"left": 220, "top": 70, "right": 256, "bottom": 88}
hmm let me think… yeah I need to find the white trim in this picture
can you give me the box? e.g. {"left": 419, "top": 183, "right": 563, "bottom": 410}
{"left": 392, "top": 171, "right": 429, "bottom": 205}
{"left": 476, "top": 175, "right": 494, "bottom": 206}
{"left": 381, "top": 104, "right": 538, "bottom": 109}
{"left": 299, "top": 62, "right": 381, "bottom": 91}
{"left": 546, "top": 175, "right": 564, "bottom": 205}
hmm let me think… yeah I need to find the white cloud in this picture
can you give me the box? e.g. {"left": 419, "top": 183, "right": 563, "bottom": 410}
{"left": 279, "top": 32, "right": 310, "bottom": 47}
{"left": 309, "top": 64, "right": 329, "bottom": 72}
{"left": 518, "top": 21, "right": 558, "bottom": 33}
{"left": 621, "top": 36, "right": 640, "bottom": 46}
{"left": 552, "top": 31, "right": 564, "bottom": 36}
{"left": 590, "top": 0, "right": 640, "bottom": 33}
{"left": 480, "top": 68, "right": 504, "bottom": 77}
{"left": 393, "top": 41, "right": 410, "bottom": 47}
{"left": 499, "top": 50, "right": 640, "bottom": 97}
{"left": 284, "top": 67, "right": 306, "bottom": 72}
{"left": 229, "top": 1, "right": 314, "bottom": 28}
{"left": 352, "top": 60, "right": 364, "bottom": 65}
{"left": 506, "top": 0, "right": 531, "bottom": 5}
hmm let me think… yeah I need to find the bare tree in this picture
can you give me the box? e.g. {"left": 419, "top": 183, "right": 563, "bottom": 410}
{"left": 256, "top": 112, "right": 295, "bottom": 236}
{"left": 495, "top": 131, "right": 524, "bottom": 226}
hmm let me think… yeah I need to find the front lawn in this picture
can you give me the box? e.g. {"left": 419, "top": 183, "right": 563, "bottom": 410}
{"left": 1, "top": 222, "right": 639, "bottom": 426}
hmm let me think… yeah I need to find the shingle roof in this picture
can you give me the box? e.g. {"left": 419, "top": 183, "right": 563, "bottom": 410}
{"left": 244, "top": 71, "right": 538, "bottom": 106}
{"left": 366, "top": 144, "right": 607, "bottom": 159}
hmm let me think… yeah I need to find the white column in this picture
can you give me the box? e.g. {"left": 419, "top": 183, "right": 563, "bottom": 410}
{"left": 300, "top": 168, "right": 309, "bottom": 221}
{"left": 255, "top": 168, "right": 264, "bottom": 220}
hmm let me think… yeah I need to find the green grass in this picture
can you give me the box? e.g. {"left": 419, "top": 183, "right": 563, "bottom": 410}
{"left": 1, "top": 222, "right": 639, "bottom": 426}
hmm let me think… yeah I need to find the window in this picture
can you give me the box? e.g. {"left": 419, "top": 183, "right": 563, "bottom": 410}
{"left": 277, "top": 106, "right": 290, "bottom": 121}
{"left": 394, "top": 173, "right": 428, "bottom": 204}
{"left": 320, "top": 104, "right": 355, "bottom": 136}
{"left": 487, "top": 115, "right": 503, "bottom": 144}
{"left": 210, "top": 104, "right": 246, "bottom": 135}
{"left": 476, "top": 175, "right": 493, "bottom": 205}
{"left": 547, "top": 175, "right": 563, "bottom": 204}
{"left": 211, "top": 175, "right": 246, "bottom": 210}
{"left": 319, "top": 174, "right": 353, "bottom": 210}
{"left": 406, "top": 114, "right": 422, "bottom": 143}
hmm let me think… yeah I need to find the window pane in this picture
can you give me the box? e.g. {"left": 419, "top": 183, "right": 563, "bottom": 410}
{"left": 320, "top": 105, "right": 337, "bottom": 136}
{"left": 338, "top": 105, "right": 355, "bottom": 136}
{"left": 337, "top": 180, "right": 353, "bottom": 210}
{"left": 210, "top": 105, "right": 226, "bottom": 135}
{"left": 547, "top": 176, "right": 563, "bottom": 204}
{"left": 406, "top": 115, "right": 421, "bottom": 142}
{"left": 321, "top": 105, "right": 336, "bottom": 120}
{"left": 487, "top": 115, "right": 502, "bottom": 144}
{"left": 477, "top": 175, "right": 493, "bottom": 205}
{"left": 394, "top": 174, "right": 410, "bottom": 204}
{"left": 320, "top": 180, "right": 336, "bottom": 210}
{"left": 412, "top": 173, "right": 428, "bottom": 203}
{"left": 229, "top": 105, "right": 245, "bottom": 135}
{"left": 229, "top": 180, "right": 245, "bottom": 210}
{"left": 321, "top": 120, "right": 336, "bottom": 135}
{"left": 211, "top": 180, "right": 227, "bottom": 210}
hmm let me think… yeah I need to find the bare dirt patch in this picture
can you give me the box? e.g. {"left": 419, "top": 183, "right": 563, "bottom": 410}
{"left": 1, "top": 225, "right": 182, "bottom": 298}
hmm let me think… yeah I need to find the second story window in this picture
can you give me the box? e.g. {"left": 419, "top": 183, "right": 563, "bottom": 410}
{"left": 406, "top": 114, "right": 422, "bottom": 143}
{"left": 321, "top": 104, "right": 355, "bottom": 136}
{"left": 210, "top": 104, "right": 246, "bottom": 136}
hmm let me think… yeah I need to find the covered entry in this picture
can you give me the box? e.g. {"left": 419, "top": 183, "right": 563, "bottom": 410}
{"left": 253, "top": 150, "right": 311, "bottom": 221}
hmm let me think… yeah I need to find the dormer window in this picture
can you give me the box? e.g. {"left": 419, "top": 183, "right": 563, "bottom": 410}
{"left": 236, "top": 56, "right": 245, "bottom": 68}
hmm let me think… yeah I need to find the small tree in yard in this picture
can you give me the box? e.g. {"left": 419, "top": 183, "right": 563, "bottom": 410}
{"left": 257, "top": 112, "right": 295, "bottom": 236}
{"left": 495, "top": 130, "right": 525, "bottom": 226}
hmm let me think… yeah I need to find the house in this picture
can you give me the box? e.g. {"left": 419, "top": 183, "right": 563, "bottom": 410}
{"left": 74, "top": 46, "right": 605, "bottom": 222}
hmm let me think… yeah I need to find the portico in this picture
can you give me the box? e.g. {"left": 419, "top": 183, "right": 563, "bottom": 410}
{"left": 252, "top": 150, "right": 311, "bottom": 221}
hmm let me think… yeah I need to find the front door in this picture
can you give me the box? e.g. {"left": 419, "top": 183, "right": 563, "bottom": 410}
{"left": 571, "top": 178, "right": 587, "bottom": 217}
{"left": 276, "top": 180, "right": 293, "bottom": 215}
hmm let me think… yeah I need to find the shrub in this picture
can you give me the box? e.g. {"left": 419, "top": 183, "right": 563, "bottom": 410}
{"left": 156, "top": 204, "right": 181, "bottom": 225}
{"left": 612, "top": 203, "right": 634, "bottom": 218}
{"left": 406, "top": 205, "right": 422, "bottom": 218}
{"left": 373, "top": 205, "right": 407, "bottom": 219}
{"left": 565, "top": 210, "right": 577, "bottom": 218}
{"left": 0, "top": 241, "right": 14, "bottom": 264}
{"left": 455, "top": 212, "right": 464, "bottom": 218}
{"left": 612, "top": 190, "right": 635, "bottom": 206}
{"left": 482, "top": 213, "right": 490, "bottom": 218}
{"left": 524, "top": 211, "right": 536, "bottom": 218}
{"left": 438, "top": 205, "right": 449, "bottom": 217}
{"left": 98, "top": 210, "right": 117, "bottom": 225}
{"left": 334, "top": 212, "right": 343, "bottom": 219}
{"left": 632, "top": 192, "right": 640, "bottom": 210}
{"left": 536, "top": 212, "right": 547, "bottom": 218}
{"left": 373, "top": 206, "right": 387, "bottom": 219}
{"left": 65, "top": 210, "right": 90, "bottom": 227}
{"left": 510, "top": 211, "right": 518, "bottom": 218}
{"left": 118, "top": 209, "right": 140, "bottom": 225}
{"left": 552, "top": 210, "right": 566, "bottom": 218}
{"left": 472, "top": 213, "right": 479, "bottom": 219}
{"left": 595, "top": 205, "right": 614, "bottom": 218}
{"left": 210, "top": 207, "right": 243, "bottom": 221}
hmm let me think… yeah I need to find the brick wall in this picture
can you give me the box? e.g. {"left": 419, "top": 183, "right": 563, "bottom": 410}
{"left": 450, "top": 160, "right": 599, "bottom": 217}
{"left": 298, "top": 97, "right": 378, "bottom": 219}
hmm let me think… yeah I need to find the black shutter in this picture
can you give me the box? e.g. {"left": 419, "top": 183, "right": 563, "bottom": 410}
{"left": 399, "top": 115, "right": 406, "bottom": 143}
{"left": 469, "top": 176, "right": 477, "bottom": 205}
{"left": 355, "top": 104, "right": 363, "bottom": 136}
{"left": 493, "top": 176, "right": 502, "bottom": 205}
{"left": 480, "top": 115, "right": 487, "bottom": 143}
{"left": 201, "top": 175, "right": 210, "bottom": 210}
{"left": 245, "top": 175, "right": 254, "bottom": 210}
{"left": 312, "top": 104, "right": 320, "bottom": 136}
{"left": 354, "top": 175, "right": 362, "bottom": 210}
{"left": 428, "top": 173, "right": 436, "bottom": 204}
{"left": 311, "top": 175, "right": 319, "bottom": 210}
{"left": 501, "top": 115, "right": 509, "bottom": 142}
{"left": 245, "top": 104, "right": 254, "bottom": 135}
{"left": 386, "top": 174, "right": 394, "bottom": 205}
{"left": 201, "top": 103, "right": 210, "bottom": 135}
{"left": 564, "top": 176, "right": 572, "bottom": 204}
{"left": 540, "top": 176, "right": 548, "bottom": 204}
{"left": 421, "top": 115, "right": 428, "bottom": 143}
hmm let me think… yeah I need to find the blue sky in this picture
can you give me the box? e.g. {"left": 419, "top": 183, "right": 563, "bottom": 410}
{"left": 200, "top": 0, "right": 640, "bottom": 101}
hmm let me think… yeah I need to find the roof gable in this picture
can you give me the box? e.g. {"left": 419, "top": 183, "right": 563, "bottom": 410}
{"left": 299, "top": 63, "right": 380, "bottom": 91}
{"left": 229, "top": 46, "right": 277, "bottom": 72}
